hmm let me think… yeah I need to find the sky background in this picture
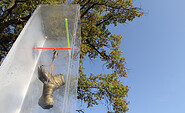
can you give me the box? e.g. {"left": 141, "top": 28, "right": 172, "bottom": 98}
{"left": 79, "top": 0, "right": 185, "bottom": 113}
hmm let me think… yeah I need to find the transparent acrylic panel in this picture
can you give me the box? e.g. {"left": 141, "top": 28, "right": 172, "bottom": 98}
{"left": 0, "top": 5, "right": 80, "bottom": 113}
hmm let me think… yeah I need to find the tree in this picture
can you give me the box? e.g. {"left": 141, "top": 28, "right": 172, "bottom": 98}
{"left": 0, "top": 0, "right": 143, "bottom": 112}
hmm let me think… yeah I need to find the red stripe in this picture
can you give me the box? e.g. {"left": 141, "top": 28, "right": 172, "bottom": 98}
{"left": 33, "top": 47, "right": 71, "bottom": 50}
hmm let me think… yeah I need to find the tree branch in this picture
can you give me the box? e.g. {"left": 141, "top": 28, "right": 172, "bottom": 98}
{"left": 5, "top": 0, "right": 26, "bottom": 12}
{"left": 77, "top": 0, "right": 85, "bottom": 4}
{"left": 76, "top": 109, "right": 84, "bottom": 113}
{"left": 81, "top": 3, "right": 97, "bottom": 18}
{"left": 86, "top": 38, "right": 109, "bottom": 60}
{"left": 0, "top": 14, "right": 31, "bottom": 33}
{"left": 4, "top": 0, "right": 26, "bottom": 13}
{"left": 0, "top": 0, "right": 26, "bottom": 22}
{"left": 95, "top": 16, "right": 112, "bottom": 27}
{"left": 80, "top": 0, "right": 91, "bottom": 10}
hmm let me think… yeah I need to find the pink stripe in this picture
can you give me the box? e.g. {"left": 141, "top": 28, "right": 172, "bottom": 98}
{"left": 33, "top": 47, "right": 71, "bottom": 50}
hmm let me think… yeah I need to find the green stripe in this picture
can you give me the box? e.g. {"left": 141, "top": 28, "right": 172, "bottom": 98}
{"left": 65, "top": 18, "right": 71, "bottom": 56}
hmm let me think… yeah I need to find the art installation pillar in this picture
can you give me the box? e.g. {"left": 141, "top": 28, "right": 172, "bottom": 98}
{"left": 0, "top": 5, "right": 81, "bottom": 113}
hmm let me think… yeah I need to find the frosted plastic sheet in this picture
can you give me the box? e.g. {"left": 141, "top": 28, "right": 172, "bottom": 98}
{"left": 0, "top": 5, "right": 80, "bottom": 113}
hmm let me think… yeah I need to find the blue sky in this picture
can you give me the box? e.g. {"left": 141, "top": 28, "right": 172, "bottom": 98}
{"left": 81, "top": 0, "right": 185, "bottom": 113}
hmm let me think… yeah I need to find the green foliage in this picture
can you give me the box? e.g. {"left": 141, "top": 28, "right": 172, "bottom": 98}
{"left": 0, "top": 0, "right": 143, "bottom": 112}
{"left": 0, "top": 0, "right": 67, "bottom": 63}
{"left": 78, "top": 70, "right": 130, "bottom": 112}
{"left": 75, "top": 0, "right": 143, "bottom": 112}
